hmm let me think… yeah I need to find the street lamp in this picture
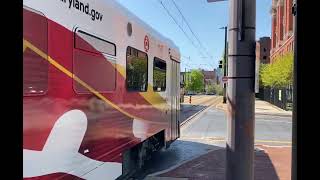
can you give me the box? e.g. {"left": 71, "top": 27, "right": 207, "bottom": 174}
{"left": 220, "top": 26, "right": 228, "bottom": 104}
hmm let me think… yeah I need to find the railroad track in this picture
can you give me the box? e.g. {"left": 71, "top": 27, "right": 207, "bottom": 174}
{"left": 180, "top": 96, "right": 222, "bottom": 128}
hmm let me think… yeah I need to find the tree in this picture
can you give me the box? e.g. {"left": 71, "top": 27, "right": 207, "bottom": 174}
{"left": 260, "top": 52, "right": 293, "bottom": 88}
{"left": 127, "top": 56, "right": 148, "bottom": 91}
{"left": 153, "top": 67, "right": 166, "bottom": 91}
{"left": 220, "top": 42, "right": 228, "bottom": 75}
{"left": 185, "top": 69, "right": 204, "bottom": 93}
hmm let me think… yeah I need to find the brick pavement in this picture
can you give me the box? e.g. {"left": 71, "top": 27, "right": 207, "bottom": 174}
{"left": 147, "top": 145, "right": 291, "bottom": 180}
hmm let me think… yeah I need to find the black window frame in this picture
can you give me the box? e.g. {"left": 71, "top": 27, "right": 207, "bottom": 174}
{"left": 74, "top": 28, "right": 116, "bottom": 56}
{"left": 153, "top": 57, "right": 167, "bottom": 92}
{"left": 126, "top": 46, "right": 149, "bottom": 92}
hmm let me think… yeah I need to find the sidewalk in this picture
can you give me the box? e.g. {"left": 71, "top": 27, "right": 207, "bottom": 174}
{"left": 146, "top": 145, "right": 291, "bottom": 180}
{"left": 215, "top": 98, "right": 292, "bottom": 117}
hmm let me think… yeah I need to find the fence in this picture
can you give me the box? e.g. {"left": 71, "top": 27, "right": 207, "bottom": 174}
{"left": 256, "top": 86, "right": 293, "bottom": 111}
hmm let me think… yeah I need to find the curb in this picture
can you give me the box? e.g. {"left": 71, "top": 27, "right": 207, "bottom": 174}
{"left": 214, "top": 104, "right": 292, "bottom": 117}
{"left": 261, "top": 100, "right": 291, "bottom": 112}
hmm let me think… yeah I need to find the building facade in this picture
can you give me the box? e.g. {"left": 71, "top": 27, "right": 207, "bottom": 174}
{"left": 202, "top": 70, "right": 216, "bottom": 93}
{"left": 256, "top": 37, "right": 271, "bottom": 64}
{"left": 270, "top": 0, "right": 294, "bottom": 63}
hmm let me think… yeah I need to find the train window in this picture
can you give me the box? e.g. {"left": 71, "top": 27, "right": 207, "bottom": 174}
{"left": 153, "top": 57, "right": 166, "bottom": 92}
{"left": 75, "top": 29, "right": 116, "bottom": 56}
{"left": 23, "top": 7, "right": 48, "bottom": 96}
{"left": 126, "top": 47, "right": 148, "bottom": 92}
{"left": 73, "top": 29, "right": 116, "bottom": 93}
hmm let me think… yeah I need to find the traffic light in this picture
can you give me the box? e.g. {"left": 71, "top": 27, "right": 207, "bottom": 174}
{"left": 219, "top": 60, "right": 223, "bottom": 68}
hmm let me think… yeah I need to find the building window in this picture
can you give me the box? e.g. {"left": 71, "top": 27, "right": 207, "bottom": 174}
{"left": 73, "top": 29, "right": 116, "bottom": 93}
{"left": 263, "top": 56, "right": 267, "bottom": 60}
{"left": 126, "top": 47, "right": 148, "bottom": 92}
{"left": 23, "top": 7, "right": 48, "bottom": 96}
{"left": 263, "top": 48, "right": 267, "bottom": 52}
{"left": 153, "top": 57, "right": 166, "bottom": 92}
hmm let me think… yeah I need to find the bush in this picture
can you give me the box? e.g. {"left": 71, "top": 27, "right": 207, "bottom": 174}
{"left": 206, "top": 84, "right": 214, "bottom": 94}
{"left": 213, "top": 83, "right": 223, "bottom": 95}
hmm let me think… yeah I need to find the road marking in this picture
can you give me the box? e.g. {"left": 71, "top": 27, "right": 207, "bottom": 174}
{"left": 255, "top": 140, "right": 292, "bottom": 144}
{"left": 255, "top": 119, "right": 292, "bottom": 123}
{"left": 255, "top": 144, "right": 293, "bottom": 148}
{"left": 180, "top": 136, "right": 292, "bottom": 145}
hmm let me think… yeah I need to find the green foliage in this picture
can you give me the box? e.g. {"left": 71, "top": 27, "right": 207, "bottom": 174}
{"left": 205, "top": 83, "right": 223, "bottom": 95}
{"left": 220, "top": 43, "right": 228, "bottom": 74}
{"left": 153, "top": 67, "right": 166, "bottom": 91}
{"left": 213, "top": 83, "right": 223, "bottom": 95}
{"left": 260, "top": 52, "right": 293, "bottom": 88}
{"left": 186, "top": 69, "right": 204, "bottom": 93}
{"left": 206, "top": 84, "right": 214, "bottom": 94}
{"left": 127, "top": 56, "right": 148, "bottom": 91}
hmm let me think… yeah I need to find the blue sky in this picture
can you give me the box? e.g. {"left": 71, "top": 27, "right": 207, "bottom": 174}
{"left": 117, "top": 0, "right": 272, "bottom": 71}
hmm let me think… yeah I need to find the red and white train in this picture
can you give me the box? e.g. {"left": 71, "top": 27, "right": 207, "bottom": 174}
{"left": 23, "top": 0, "right": 180, "bottom": 179}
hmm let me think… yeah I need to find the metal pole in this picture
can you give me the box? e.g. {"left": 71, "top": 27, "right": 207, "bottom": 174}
{"left": 185, "top": 67, "right": 187, "bottom": 84}
{"left": 226, "top": 0, "right": 256, "bottom": 179}
{"left": 223, "top": 26, "right": 227, "bottom": 103}
{"left": 291, "top": 0, "right": 297, "bottom": 179}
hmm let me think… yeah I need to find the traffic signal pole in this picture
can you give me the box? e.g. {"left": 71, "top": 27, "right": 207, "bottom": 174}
{"left": 226, "top": 0, "right": 256, "bottom": 179}
{"left": 223, "top": 26, "right": 227, "bottom": 104}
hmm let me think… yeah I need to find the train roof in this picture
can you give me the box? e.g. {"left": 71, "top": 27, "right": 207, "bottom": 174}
{"left": 107, "top": 0, "right": 180, "bottom": 53}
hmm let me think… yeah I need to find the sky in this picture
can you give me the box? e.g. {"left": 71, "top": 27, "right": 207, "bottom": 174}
{"left": 116, "top": 0, "right": 272, "bottom": 71}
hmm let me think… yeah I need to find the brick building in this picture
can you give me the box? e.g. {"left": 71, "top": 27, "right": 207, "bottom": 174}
{"left": 202, "top": 69, "right": 215, "bottom": 84}
{"left": 201, "top": 69, "right": 219, "bottom": 94}
{"left": 270, "top": 0, "right": 294, "bottom": 63}
{"left": 256, "top": 37, "right": 271, "bottom": 64}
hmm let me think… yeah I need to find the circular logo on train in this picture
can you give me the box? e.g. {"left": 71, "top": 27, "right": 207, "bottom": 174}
{"left": 144, "top": 35, "right": 149, "bottom": 52}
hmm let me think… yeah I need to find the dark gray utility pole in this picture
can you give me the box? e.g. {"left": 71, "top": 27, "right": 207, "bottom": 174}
{"left": 226, "top": 0, "right": 256, "bottom": 180}
{"left": 185, "top": 67, "right": 187, "bottom": 84}
{"left": 292, "top": 0, "right": 297, "bottom": 180}
{"left": 221, "top": 26, "right": 228, "bottom": 104}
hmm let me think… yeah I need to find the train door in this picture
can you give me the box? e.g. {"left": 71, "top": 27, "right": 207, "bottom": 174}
{"left": 170, "top": 60, "right": 180, "bottom": 141}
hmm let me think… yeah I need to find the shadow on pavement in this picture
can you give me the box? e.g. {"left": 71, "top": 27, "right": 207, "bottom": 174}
{"left": 139, "top": 140, "right": 281, "bottom": 180}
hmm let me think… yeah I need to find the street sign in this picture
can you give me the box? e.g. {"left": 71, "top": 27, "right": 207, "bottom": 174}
{"left": 222, "top": 76, "right": 228, "bottom": 82}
